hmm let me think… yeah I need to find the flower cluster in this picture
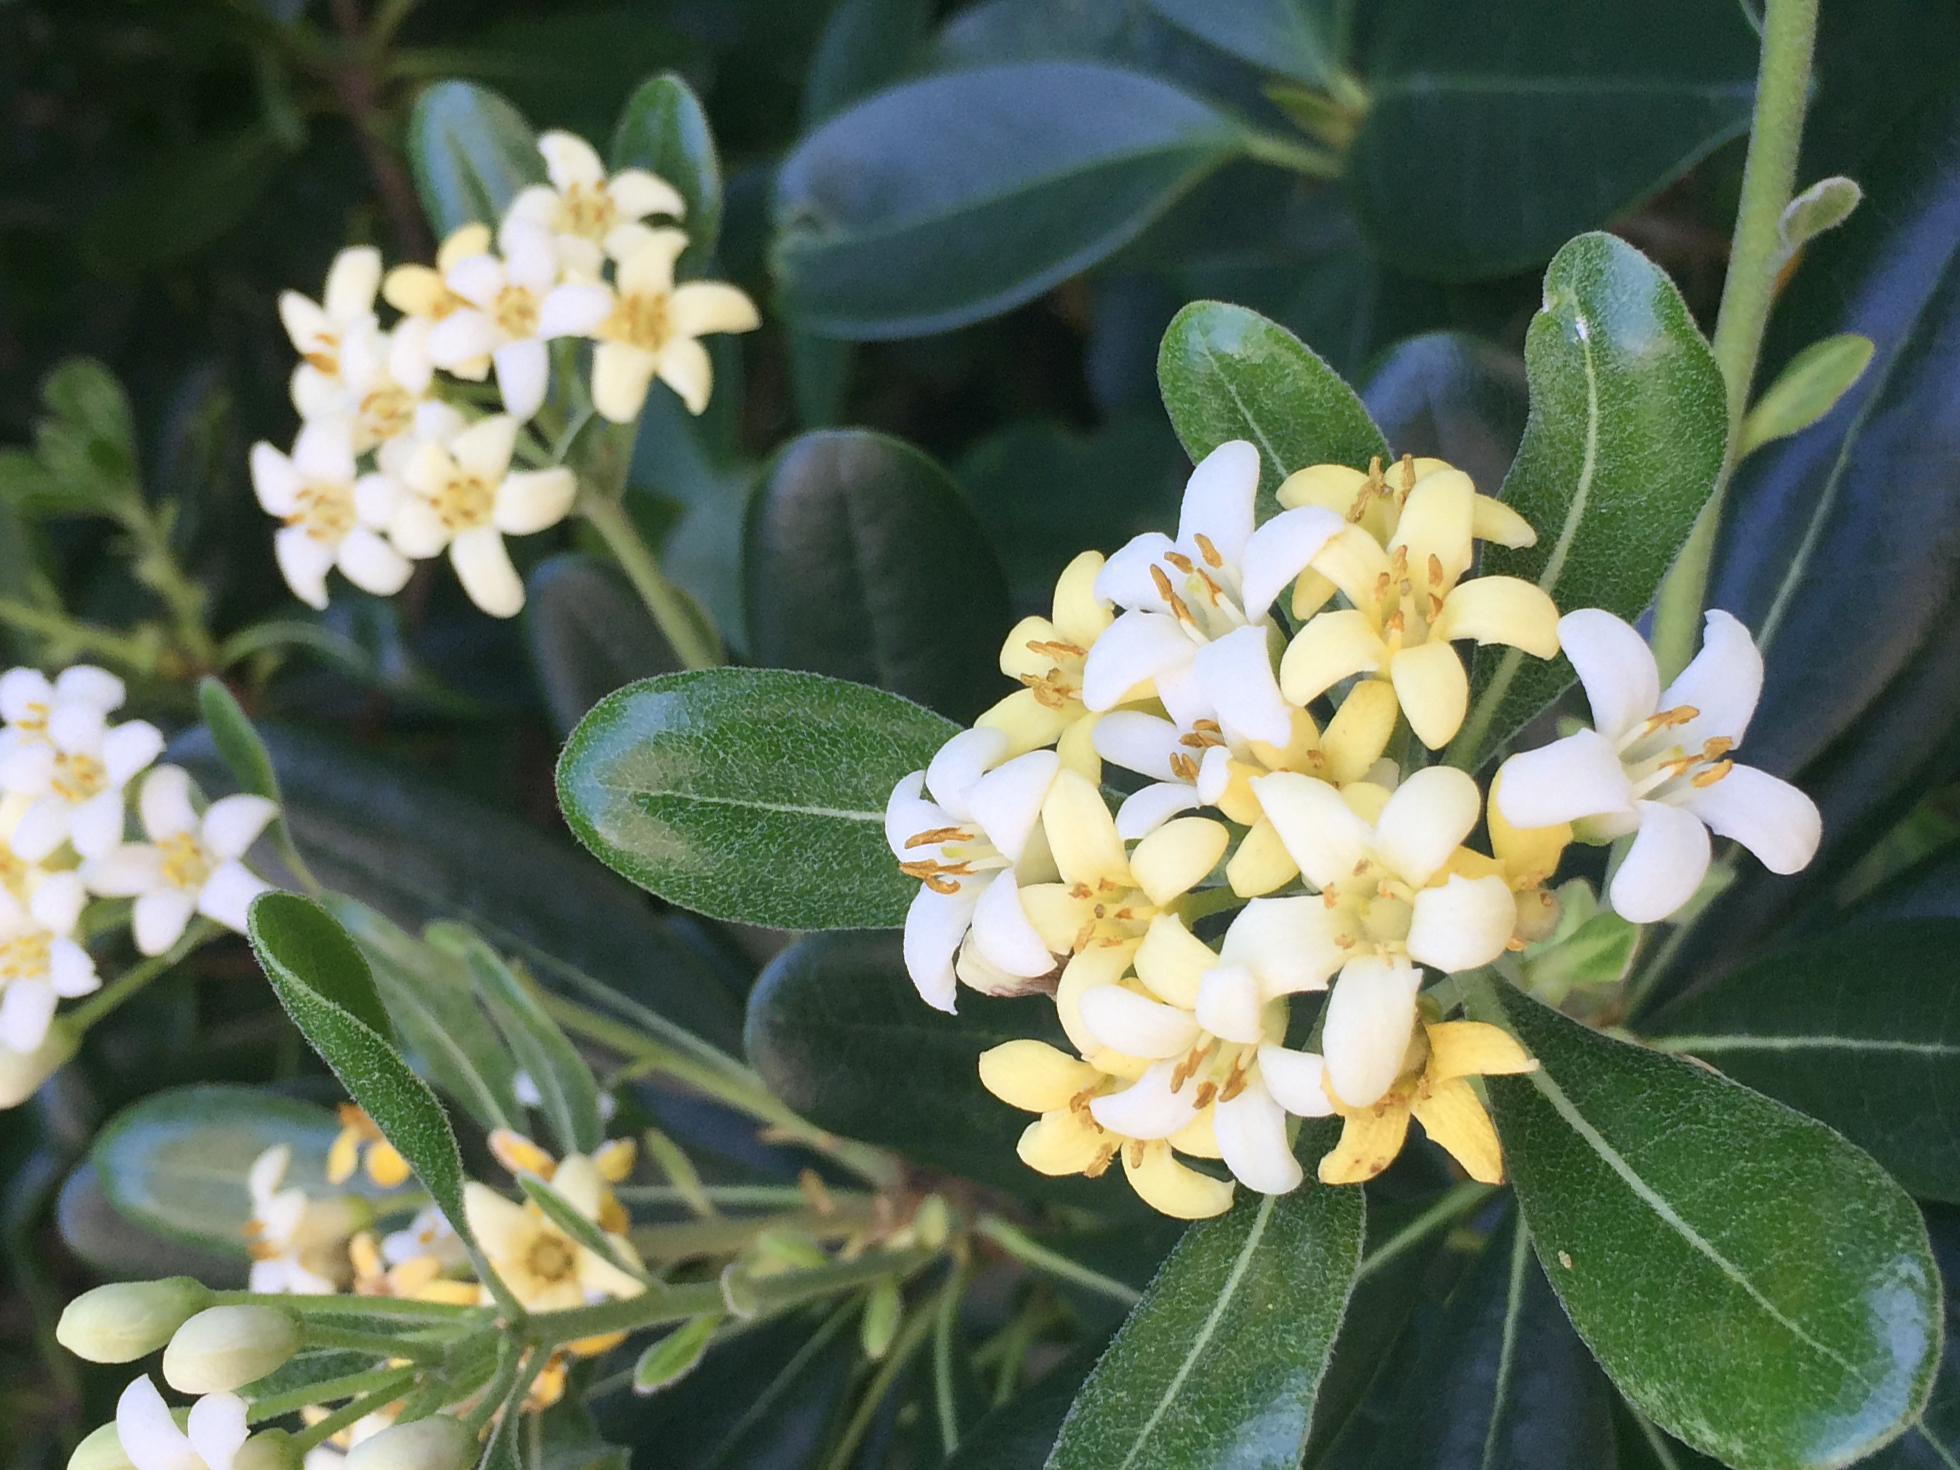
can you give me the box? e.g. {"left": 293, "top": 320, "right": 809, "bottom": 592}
{"left": 255, "top": 131, "right": 758, "bottom": 618}
{"left": 886, "top": 444, "right": 1822, "bottom": 1218}
{"left": 0, "top": 665, "right": 278, "bottom": 1097}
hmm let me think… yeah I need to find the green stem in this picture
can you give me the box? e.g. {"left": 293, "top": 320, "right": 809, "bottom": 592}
{"left": 0, "top": 598, "right": 159, "bottom": 673}
{"left": 300, "top": 1323, "right": 454, "bottom": 1361}
{"left": 212, "top": 1290, "right": 485, "bottom": 1320}
{"left": 1650, "top": 0, "right": 1820, "bottom": 679}
{"left": 1242, "top": 130, "right": 1343, "bottom": 179}
{"left": 248, "top": 1365, "right": 418, "bottom": 1422}
{"left": 67, "top": 921, "right": 220, "bottom": 1033}
{"left": 614, "top": 1182, "right": 856, "bottom": 1210}
{"left": 820, "top": 1277, "right": 947, "bottom": 1470}
{"left": 933, "top": 1256, "right": 970, "bottom": 1456}
{"left": 974, "top": 1217, "right": 1140, "bottom": 1306}
{"left": 290, "top": 1385, "right": 412, "bottom": 1452}
{"left": 115, "top": 501, "right": 218, "bottom": 672}
{"left": 579, "top": 490, "right": 721, "bottom": 670}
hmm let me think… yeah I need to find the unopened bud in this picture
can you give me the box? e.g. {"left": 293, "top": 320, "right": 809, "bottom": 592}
{"left": 66, "top": 1423, "right": 134, "bottom": 1470}
{"left": 343, "top": 1416, "right": 478, "bottom": 1470}
{"left": 234, "top": 1430, "right": 298, "bottom": 1470}
{"left": 162, "top": 1305, "right": 300, "bottom": 1394}
{"left": 912, "top": 1195, "right": 950, "bottom": 1250}
{"left": 0, "top": 1018, "right": 76, "bottom": 1108}
{"left": 58, "top": 1277, "right": 216, "bottom": 1364}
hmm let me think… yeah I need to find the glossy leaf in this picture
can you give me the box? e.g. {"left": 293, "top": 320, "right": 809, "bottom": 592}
{"left": 1645, "top": 919, "right": 1960, "bottom": 1204}
{"left": 1738, "top": 333, "right": 1875, "bottom": 456}
{"left": 247, "top": 894, "right": 477, "bottom": 1254}
{"left": 1363, "top": 1212, "right": 1614, "bottom": 1469}
{"left": 1346, "top": 0, "right": 1757, "bottom": 279}
{"left": 610, "top": 73, "right": 721, "bottom": 278}
{"left": 525, "top": 554, "right": 678, "bottom": 737}
{"left": 744, "top": 931, "right": 1122, "bottom": 1207}
{"left": 1157, "top": 300, "right": 1389, "bottom": 508}
{"left": 557, "top": 668, "right": 957, "bottom": 929}
{"left": 1140, "top": 0, "right": 1342, "bottom": 86}
{"left": 772, "top": 62, "right": 1248, "bottom": 338}
{"left": 1861, "top": 1204, "right": 1960, "bottom": 1469}
{"left": 1361, "top": 331, "right": 1530, "bottom": 501}
{"left": 745, "top": 429, "right": 1012, "bottom": 724}
{"left": 407, "top": 81, "right": 545, "bottom": 240}
{"left": 1047, "top": 1122, "right": 1363, "bottom": 1470}
{"left": 197, "top": 676, "right": 312, "bottom": 885}
{"left": 1469, "top": 977, "right": 1940, "bottom": 1470}
{"left": 1457, "top": 233, "right": 1727, "bottom": 765}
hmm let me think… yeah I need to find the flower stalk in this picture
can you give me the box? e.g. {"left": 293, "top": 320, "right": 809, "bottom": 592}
{"left": 577, "top": 488, "right": 723, "bottom": 671}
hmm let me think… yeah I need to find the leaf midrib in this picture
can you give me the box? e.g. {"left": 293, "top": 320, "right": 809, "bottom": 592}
{"left": 1650, "top": 1033, "right": 1960, "bottom": 1058}
{"left": 612, "top": 785, "right": 886, "bottom": 823}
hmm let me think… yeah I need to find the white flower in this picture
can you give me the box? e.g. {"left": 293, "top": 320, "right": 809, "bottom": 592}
{"left": 280, "top": 248, "right": 425, "bottom": 451}
{"left": 382, "top": 224, "right": 495, "bottom": 389}
{"left": 1495, "top": 608, "right": 1822, "bottom": 924}
{"left": 0, "top": 669, "right": 161, "bottom": 863}
{"left": 0, "top": 868, "right": 94, "bottom": 1054}
{"left": 1251, "top": 766, "right": 1518, "bottom": 1107}
{"left": 83, "top": 766, "right": 277, "bottom": 954}
{"left": 507, "top": 130, "right": 686, "bottom": 278}
{"left": 250, "top": 420, "right": 413, "bottom": 611}
{"left": 387, "top": 414, "right": 576, "bottom": 618}
{"left": 424, "top": 217, "right": 580, "bottom": 422}
{"left": 244, "top": 1144, "right": 363, "bottom": 1295}
{"left": 1081, "top": 440, "right": 1344, "bottom": 747}
{"left": 115, "top": 1375, "right": 248, "bottom": 1470}
{"left": 540, "top": 229, "right": 759, "bottom": 421}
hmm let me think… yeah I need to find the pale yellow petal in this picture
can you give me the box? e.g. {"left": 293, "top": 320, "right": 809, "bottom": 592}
{"left": 1123, "top": 1140, "right": 1235, "bottom": 1218}
{"left": 1226, "top": 816, "right": 1301, "bottom": 897}
{"left": 1129, "top": 817, "right": 1229, "bottom": 905}
{"left": 1311, "top": 524, "right": 1394, "bottom": 611}
{"left": 1487, "top": 767, "right": 1570, "bottom": 884}
{"left": 1431, "top": 577, "right": 1561, "bottom": 658}
{"left": 1057, "top": 713, "right": 1101, "bottom": 782}
{"left": 1042, "top": 768, "right": 1130, "bottom": 889}
{"left": 1411, "top": 1076, "right": 1505, "bottom": 1183}
{"left": 1056, "top": 943, "right": 1140, "bottom": 1056}
{"left": 1472, "top": 495, "right": 1537, "bottom": 548}
{"left": 1246, "top": 707, "right": 1322, "bottom": 775}
{"left": 1018, "top": 1110, "right": 1109, "bottom": 1176}
{"left": 1320, "top": 678, "right": 1400, "bottom": 784}
{"left": 1132, "top": 911, "right": 1217, "bottom": 1009}
{"left": 1016, "top": 882, "right": 1092, "bottom": 953}
{"left": 1423, "top": 1020, "right": 1537, "bottom": 1086}
{"left": 1392, "top": 467, "right": 1475, "bottom": 590}
{"left": 1052, "top": 549, "right": 1113, "bottom": 647}
{"left": 1389, "top": 639, "right": 1470, "bottom": 750}
{"left": 998, "top": 616, "right": 1066, "bottom": 680}
{"left": 976, "top": 688, "right": 1071, "bottom": 758}
{"left": 1276, "top": 462, "right": 1367, "bottom": 515}
{"left": 1279, "top": 608, "right": 1388, "bottom": 706}
{"left": 1169, "top": 1107, "right": 1223, "bottom": 1159}
{"left": 1316, "top": 1098, "right": 1412, "bottom": 1185}
{"left": 979, "top": 1040, "right": 1102, "bottom": 1112}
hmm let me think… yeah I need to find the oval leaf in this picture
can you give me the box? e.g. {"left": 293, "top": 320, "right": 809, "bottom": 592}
{"left": 1140, "top": 0, "right": 1340, "bottom": 86}
{"left": 557, "top": 668, "right": 956, "bottom": 928}
{"left": 1157, "top": 300, "right": 1389, "bottom": 508}
{"left": 1455, "top": 232, "right": 1727, "bottom": 765}
{"left": 610, "top": 72, "right": 722, "bottom": 277}
{"left": 773, "top": 62, "right": 1247, "bottom": 338}
{"left": 745, "top": 429, "right": 1012, "bottom": 724}
{"left": 1046, "top": 1127, "right": 1364, "bottom": 1470}
{"left": 408, "top": 80, "right": 544, "bottom": 240}
{"left": 249, "top": 888, "right": 391, "bottom": 1036}
{"left": 1469, "top": 976, "right": 1940, "bottom": 1470}
{"left": 1645, "top": 919, "right": 1960, "bottom": 1205}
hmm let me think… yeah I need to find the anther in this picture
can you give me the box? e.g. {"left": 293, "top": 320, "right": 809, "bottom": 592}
{"left": 904, "top": 827, "right": 969, "bottom": 849}
{"left": 1193, "top": 533, "right": 1224, "bottom": 568}
{"left": 1427, "top": 553, "right": 1444, "bottom": 587}
{"left": 1691, "top": 759, "right": 1734, "bottom": 787}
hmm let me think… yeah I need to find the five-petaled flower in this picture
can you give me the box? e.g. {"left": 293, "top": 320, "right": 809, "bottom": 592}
{"left": 250, "top": 420, "right": 413, "bottom": 611}
{"left": 507, "top": 130, "right": 687, "bottom": 278}
{"left": 0, "top": 666, "right": 162, "bottom": 862}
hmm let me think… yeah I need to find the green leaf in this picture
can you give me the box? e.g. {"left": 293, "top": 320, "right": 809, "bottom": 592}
{"left": 407, "top": 81, "right": 545, "bottom": 240}
{"left": 1361, "top": 332, "right": 1530, "bottom": 502}
{"left": 525, "top": 554, "right": 679, "bottom": 737}
{"left": 1773, "top": 177, "right": 1864, "bottom": 273}
{"left": 427, "top": 923, "right": 603, "bottom": 1155}
{"left": 197, "top": 676, "right": 314, "bottom": 887}
{"left": 1739, "top": 334, "right": 1876, "bottom": 456}
{"left": 1363, "top": 1211, "right": 1615, "bottom": 1468}
{"left": 1859, "top": 1204, "right": 1960, "bottom": 1470}
{"left": 610, "top": 72, "right": 722, "bottom": 278}
{"left": 1467, "top": 976, "right": 1940, "bottom": 1470}
{"left": 88, "top": 1085, "right": 360, "bottom": 1258}
{"left": 943, "top": 1336, "right": 1109, "bottom": 1469}
{"left": 325, "top": 898, "right": 523, "bottom": 1136}
{"left": 557, "top": 668, "right": 957, "bottom": 929}
{"left": 1047, "top": 1122, "right": 1364, "bottom": 1469}
{"left": 1455, "top": 233, "right": 1728, "bottom": 766}
{"left": 802, "top": 0, "right": 935, "bottom": 124}
{"left": 1345, "top": 0, "right": 1758, "bottom": 280}
{"left": 1157, "top": 300, "right": 1389, "bottom": 513}
{"left": 773, "top": 62, "right": 1248, "bottom": 338}
{"left": 745, "top": 429, "right": 1012, "bottom": 725}
{"left": 1644, "top": 920, "right": 1960, "bottom": 1205}
{"left": 247, "top": 894, "right": 478, "bottom": 1257}
{"left": 634, "top": 1313, "right": 724, "bottom": 1393}
{"left": 743, "top": 932, "right": 1126, "bottom": 1208}
{"left": 1140, "top": 0, "right": 1342, "bottom": 86}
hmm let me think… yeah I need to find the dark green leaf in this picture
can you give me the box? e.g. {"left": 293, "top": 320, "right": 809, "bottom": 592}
{"left": 803, "top": 0, "right": 935, "bottom": 124}
{"left": 1048, "top": 1121, "right": 1364, "bottom": 1469}
{"left": 247, "top": 894, "right": 477, "bottom": 1253}
{"left": 1859, "top": 1204, "right": 1960, "bottom": 1469}
{"left": 773, "top": 62, "right": 1248, "bottom": 338}
{"left": 81, "top": 128, "right": 287, "bottom": 275}
{"left": 1457, "top": 233, "right": 1727, "bottom": 765}
{"left": 1346, "top": 0, "right": 1757, "bottom": 279}
{"left": 610, "top": 73, "right": 722, "bottom": 278}
{"left": 526, "top": 554, "right": 679, "bottom": 737}
{"left": 557, "top": 668, "right": 957, "bottom": 929}
{"left": 745, "top": 429, "right": 1012, "bottom": 724}
{"left": 408, "top": 81, "right": 545, "bottom": 240}
{"left": 428, "top": 923, "right": 603, "bottom": 1155}
{"left": 1645, "top": 920, "right": 1960, "bottom": 1205}
{"left": 1157, "top": 300, "right": 1389, "bottom": 510}
{"left": 1361, "top": 332, "right": 1530, "bottom": 502}
{"left": 57, "top": 1164, "right": 246, "bottom": 1286}
{"left": 1364, "top": 1212, "right": 1615, "bottom": 1469}
{"left": 1469, "top": 977, "right": 1940, "bottom": 1470}
{"left": 745, "top": 931, "right": 1125, "bottom": 1208}
{"left": 942, "top": 1334, "right": 1111, "bottom": 1470}
{"left": 1141, "top": 0, "right": 1341, "bottom": 86}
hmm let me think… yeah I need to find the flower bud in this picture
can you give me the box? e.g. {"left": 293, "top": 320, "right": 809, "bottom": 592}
{"left": 343, "top": 1417, "right": 478, "bottom": 1470}
{"left": 0, "top": 1018, "right": 76, "bottom": 1108}
{"left": 234, "top": 1430, "right": 299, "bottom": 1470}
{"left": 161, "top": 1305, "right": 300, "bottom": 1394}
{"left": 66, "top": 1423, "right": 134, "bottom": 1470}
{"left": 57, "top": 1278, "right": 216, "bottom": 1363}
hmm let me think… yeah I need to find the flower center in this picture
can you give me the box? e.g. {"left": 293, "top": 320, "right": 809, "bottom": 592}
{"left": 603, "top": 289, "right": 671, "bottom": 352}
{"left": 301, "top": 331, "right": 340, "bottom": 376}
{"left": 288, "top": 481, "right": 356, "bottom": 542}
{"left": 526, "top": 1232, "right": 577, "bottom": 1284}
{"left": 554, "top": 183, "right": 617, "bottom": 242}
{"left": 160, "top": 832, "right": 210, "bottom": 890}
{"left": 9, "top": 700, "right": 48, "bottom": 736}
{"left": 1019, "top": 637, "right": 1087, "bottom": 710}
{"left": 1619, "top": 707, "right": 1735, "bottom": 800}
{"left": 0, "top": 932, "right": 49, "bottom": 982}
{"left": 899, "top": 823, "right": 1010, "bottom": 894}
{"left": 1151, "top": 544, "right": 1247, "bottom": 642}
{"left": 1319, "top": 857, "right": 1417, "bottom": 958}
{"left": 50, "top": 751, "right": 106, "bottom": 802}
{"left": 359, "top": 383, "right": 415, "bottom": 442}
{"left": 493, "top": 285, "right": 540, "bottom": 339}
{"left": 430, "top": 471, "right": 497, "bottom": 532}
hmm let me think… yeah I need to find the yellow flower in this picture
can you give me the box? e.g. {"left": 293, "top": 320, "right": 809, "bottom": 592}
{"left": 384, "top": 223, "right": 496, "bottom": 386}
{"left": 1275, "top": 453, "right": 1536, "bottom": 566}
{"left": 463, "top": 1162, "right": 645, "bottom": 1314}
{"left": 327, "top": 1104, "right": 413, "bottom": 1189}
{"left": 1318, "top": 1019, "right": 1537, "bottom": 1185}
{"left": 975, "top": 550, "right": 1113, "bottom": 778}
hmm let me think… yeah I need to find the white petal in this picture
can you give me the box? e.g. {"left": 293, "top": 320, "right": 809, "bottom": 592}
{"left": 7, "top": 800, "right": 66, "bottom": 862}
{"left": 591, "top": 342, "right": 659, "bottom": 423}
{"left": 618, "top": 228, "right": 687, "bottom": 295}
{"left": 388, "top": 499, "right": 450, "bottom": 561}
{"left": 537, "top": 283, "right": 613, "bottom": 339}
{"left": 1089, "top": 1060, "right": 1200, "bottom": 1139}
{"left": 884, "top": 770, "right": 939, "bottom": 857}
{"left": 1250, "top": 772, "right": 1371, "bottom": 889}
{"left": 1374, "top": 765, "right": 1481, "bottom": 886}
{"left": 492, "top": 340, "right": 550, "bottom": 422}
{"left": 449, "top": 526, "right": 525, "bottom": 618}
{"left": 608, "top": 168, "right": 686, "bottom": 220}
{"left": 68, "top": 790, "right": 129, "bottom": 858}
{"left": 1079, "top": 985, "right": 1200, "bottom": 1058}
{"left": 493, "top": 468, "right": 577, "bottom": 537}
{"left": 1679, "top": 764, "right": 1820, "bottom": 875}
{"left": 667, "top": 282, "right": 760, "bottom": 339}
{"left": 117, "top": 1375, "right": 201, "bottom": 1470}
{"left": 100, "top": 721, "right": 163, "bottom": 786}
{"left": 134, "top": 888, "right": 198, "bottom": 956}
{"left": 1257, "top": 1046, "right": 1335, "bottom": 1117}
{"left": 1239, "top": 505, "right": 1343, "bottom": 619}
{"left": 1662, "top": 609, "right": 1765, "bottom": 750}
{"left": 275, "top": 527, "right": 335, "bottom": 610}
{"left": 656, "top": 336, "right": 714, "bottom": 415}
{"left": 1, "top": 667, "right": 56, "bottom": 721}
{"left": 0, "top": 980, "right": 56, "bottom": 1053}
{"left": 249, "top": 443, "right": 301, "bottom": 516}
{"left": 1081, "top": 611, "right": 1194, "bottom": 712}
{"left": 84, "top": 844, "right": 165, "bottom": 898}
{"left": 29, "top": 870, "right": 86, "bottom": 932}
{"left": 1193, "top": 625, "right": 1290, "bottom": 749}
{"left": 46, "top": 700, "right": 104, "bottom": 754}
{"left": 499, "top": 218, "right": 560, "bottom": 294}
{"left": 1608, "top": 801, "right": 1713, "bottom": 924}
{"left": 1494, "top": 730, "right": 1635, "bottom": 829}
{"left": 451, "top": 415, "right": 518, "bottom": 480}
{"left": 1091, "top": 710, "right": 1183, "bottom": 783}
{"left": 1213, "top": 1078, "right": 1303, "bottom": 1193}
{"left": 199, "top": 863, "right": 273, "bottom": 934}
{"left": 1116, "top": 783, "right": 1199, "bottom": 840}
{"left": 539, "top": 130, "right": 606, "bottom": 189}
{"left": 1094, "top": 532, "right": 1177, "bottom": 612}
{"left": 288, "top": 363, "right": 343, "bottom": 420}
{"left": 1220, "top": 895, "right": 1346, "bottom": 995}
{"left": 62, "top": 666, "right": 123, "bottom": 707}
{"left": 202, "top": 794, "right": 279, "bottom": 862}
{"left": 968, "top": 869, "right": 1056, "bottom": 978}
{"left": 427, "top": 309, "right": 503, "bottom": 366}
{"left": 48, "top": 938, "right": 98, "bottom": 997}
{"left": 353, "top": 472, "right": 405, "bottom": 530}
{"left": 963, "top": 750, "right": 1060, "bottom": 864}
{"left": 444, "top": 253, "right": 506, "bottom": 309}
{"left": 337, "top": 528, "right": 414, "bottom": 597}
{"left": 186, "top": 1392, "right": 250, "bottom": 1470}
{"left": 322, "top": 246, "right": 382, "bottom": 321}
{"left": 904, "top": 883, "right": 978, "bottom": 1012}
{"left": 1194, "top": 964, "right": 1264, "bottom": 1043}
{"left": 292, "top": 420, "right": 356, "bottom": 484}
{"left": 1557, "top": 608, "right": 1661, "bottom": 743}
{"left": 141, "top": 765, "right": 198, "bottom": 840}
{"left": 1176, "top": 440, "right": 1259, "bottom": 569}
{"left": 278, "top": 290, "right": 330, "bottom": 353}
{"left": 1405, "top": 874, "right": 1516, "bottom": 973}
{"left": 1322, "top": 956, "right": 1421, "bottom": 1108}
{"left": 925, "top": 727, "right": 1009, "bottom": 819}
